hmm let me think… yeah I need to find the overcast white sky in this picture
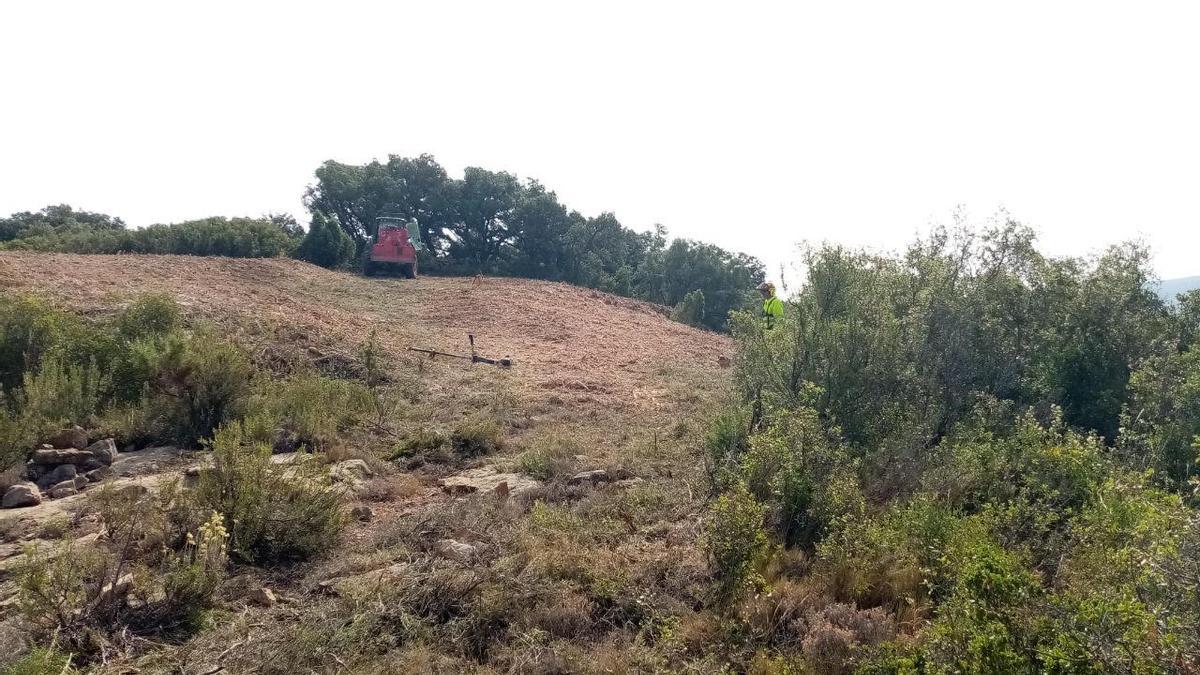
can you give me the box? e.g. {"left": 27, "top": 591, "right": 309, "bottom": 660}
{"left": 2, "top": 1, "right": 1198, "bottom": 282}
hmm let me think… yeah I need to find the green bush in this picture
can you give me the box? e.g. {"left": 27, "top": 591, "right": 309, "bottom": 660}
{"left": 923, "top": 542, "right": 1042, "bottom": 673}
{"left": 139, "top": 331, "right": 253, "bottom": 447}
{"left": 704, "top": 482, "right": 770, "bottom": 602}
{"left": 739, "top": 408, "right": 864, "bottom": 549}
{"left": 450, "top": 417, "right": 504, "bottom": 457}
{"left": 249, "top": 372, "right": 373, "bottom": 452}
{"left": 670, "top": 289, "right": 706, "bottom": 327}
{"left": 115, "top": 292, "right": 181, "bottom": 340}
{"left": 192, "top": 420, "right": 344, "bottom": 564}
{"left": 1, "top": 216, "right": 300, "bottom": 258}
{"left": 389, "top": 429, "right": 447, "bottom": 460}
{"left": 295, "top": 212, "right": 356, "bottom": 269}
{"left": 6, "top": 647, "right": 76, "bottom": 675}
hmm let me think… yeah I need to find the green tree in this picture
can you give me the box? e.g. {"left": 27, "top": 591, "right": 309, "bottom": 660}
{"left": 445, "top": 167, "right": 522, "bottom": 272}
{"left": 671, "top": 289, "right": 706, "bottom": 327}
{"left": 295, "top": 213, "right": 355, "bottom": 269}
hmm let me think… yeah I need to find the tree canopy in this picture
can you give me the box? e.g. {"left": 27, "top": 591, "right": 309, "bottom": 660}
{"left": 305, "top": 154, "right": 765, "bottom": 329}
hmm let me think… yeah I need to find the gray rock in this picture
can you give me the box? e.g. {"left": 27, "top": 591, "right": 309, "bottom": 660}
{"left": 73, "top": 475, "right": 90, "bottom": 489}
{"left": 434, "top": 539, "right": 477, "bottom": 563}
{"left": 47, "top": 482, "right": 78, "bottom": 499}
{"left": 441, "top": 467, "right": 541, "bottom": 498}
{"left": 29, "top": 448, "right": 96, "bottom": 466}
{"left": 85, "top": 467, "right": 111, "bottom": 482}
{"left": 48, "top": 479, "right": 77, "bottom": 492}
{"left": 84, "top": 439, "right": 118, "bottom": 465}
{"left": 78, "top": 457, "right": 105, "bottom": 472}
{"left": 35, "top": 464, "right": 77, "bottom": 489}
{"left": 97, "top": 573, "right": 134, "bottom": 605}
{"left": 44, "top": 426, "right": 88, "bottom": 450}
{"left": 568, "top": 469, "right": 611, "bottom": 486}
{"left": 2, "top": 482, "right": 42, "bottom": 508}
{"left": 329, "top": 459, "right": 373, "bottom": 482}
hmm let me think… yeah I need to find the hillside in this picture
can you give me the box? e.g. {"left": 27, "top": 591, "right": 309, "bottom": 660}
{"left": 0, "top": 253, "right": 730, "bottom": 412}
{"left": 0, "top": 253, "right": 734, "bottom": 673}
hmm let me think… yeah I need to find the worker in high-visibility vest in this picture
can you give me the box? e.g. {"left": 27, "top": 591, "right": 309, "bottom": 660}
{"left": 758, "top": 281, "right": 784, "bottom": 329}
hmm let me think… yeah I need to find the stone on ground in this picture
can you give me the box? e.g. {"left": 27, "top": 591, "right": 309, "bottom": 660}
{"left": 44, "top": 425, "right": 88, "bottom": 450}
{"left": 2, "top": 482, "right": 42, "bottom": 509}
{"left": 441, "top": 467, "right": 541, "bottom": 498}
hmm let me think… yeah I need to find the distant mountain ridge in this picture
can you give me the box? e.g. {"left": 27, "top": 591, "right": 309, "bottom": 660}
{"left": 1157, "top": 276, "right": 1200, "bottom": 302}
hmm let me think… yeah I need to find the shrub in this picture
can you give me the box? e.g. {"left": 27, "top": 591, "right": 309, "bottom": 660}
{"left": 192, "top": 420, "right": 344, "bottom": 564}
{"left": 390, "top": 429, "right": 447, "bottom": 460}
{"left": 249, "top": 372, "right": 373, "bottom": 452}
{"left": 2, "top": 216, "right": 300, "bottom": 258}
{"left": 6, "top": 647, "right": 75, "bottom": 675}
{"left": 671, "top": 289, "right": 706, "bottom": 327}
{"left": 139, "top": 331, "right": 253, "bottom": 446}
{"left": 515, "top": 432, "right": 580, "bottom": 481}
{"left": 705, "top": 482, "right": 770, "bottom": 602}
{"left": 17, "top": 357, "right": 107, "bottom": 432}
{"left": 158, "top": 511, "right": 229, "bottom": 630}
{"left": 296, "top": 212, "right": 356, "bottom": 269}
{"left": 0, "top": 294, "right": 84, "bottom": 391}
{"left": 115, "top": 292, "right": 181, "bottom": 340}
{"left": 451, "top": 417, "right": 504, "bottom": 457}
{"left": 923, "top": 542, "right": 1042, "bottom": 673}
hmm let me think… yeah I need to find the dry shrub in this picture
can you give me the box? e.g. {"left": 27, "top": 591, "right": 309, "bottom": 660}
{"left": 0, "top": 465, "right": 23, "bottom": 493}
{"left": 360, "top": 474, "right": 423, "bottom": 502}
{"left": 323, "top": 443, "right": 355, "bottom": 463}
{"left": 801, "top": 603, "right": 896, "bottom": 674}
{"left": 675, "top": 612, "right": 725, "bottom": 655}
{"left": 743, "top": 578, "right": 825, "bottom": 648}
{"left": 525, "top": 590, "right": 595, "bottom": 639}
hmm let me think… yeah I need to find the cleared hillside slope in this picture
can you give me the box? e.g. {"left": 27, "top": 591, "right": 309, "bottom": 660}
{"left": 0, "top": 253, "right": 731, "bottom": 416}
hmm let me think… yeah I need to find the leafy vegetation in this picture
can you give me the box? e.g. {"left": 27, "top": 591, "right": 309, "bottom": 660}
{"left": 706, "top": 220, "right": 1200, "bottom": 671}
{"left": 304, "top": 155, "right": 767, "bottom": 329}
{"left": 0, "top": 207, "right": 300, "bottom": 258}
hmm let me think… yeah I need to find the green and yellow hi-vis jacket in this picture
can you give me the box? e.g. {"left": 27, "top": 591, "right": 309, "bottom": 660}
{"left": 762, "top": 296, "right": 784, "bottom": 329}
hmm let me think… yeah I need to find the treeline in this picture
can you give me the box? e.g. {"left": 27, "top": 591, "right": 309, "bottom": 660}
{"left": 703, "top": 221, "right": 1200, "bottom": 671}
{"left": 0, "top": 205, "right": 300, "bottom": 258}
{"left": 1, "top": 156, "right": 766, "bottom": 330}
{"left": 304, "top": 155, "right": 764, "bottom": 330}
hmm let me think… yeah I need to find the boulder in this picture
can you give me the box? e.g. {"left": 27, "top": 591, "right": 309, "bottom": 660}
{"left": 78, "top": 457, "right": 105, "bottom": 472}
{"left": 329, "top": 459, "right": 373, "bottom": 482}
{"left": 434, "top": 539, "right": 477, "bottom": 563}
{"left": 35, "top": 464, "right": 77, "bottom": 490}
{"left": 44, "top": 426, "right": 88, "bottom": 450}
{"left": 30, "top": 448, "right": 96, "bottom": 466}
{"left": 85, "top": 467, "right": 111, "bottom": 482}
{"left": 73, "top": 475, "right": 90, "bottom": 490}
{"left": 248, "top": 586, "right": 277, "bottom": 607}
{"left": 329, "top": 460, "right": 373, "bottom": 494}
{"left": 84, "top": 439, "right": 118, "bottom": 465}
{"left": 96, "top": 573, "right": 134, "bottom": 606}
{"left": 2, "top": 482, "right": 42, "bottom": 509}
{"left": 47, "top": 483, "right": 77, "bottom": 499}
{"left": 441, "top": 467, "right": 541, "bottom": 498}
{"left": 568, "top": 469, "right": 611, "bottom": 486}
